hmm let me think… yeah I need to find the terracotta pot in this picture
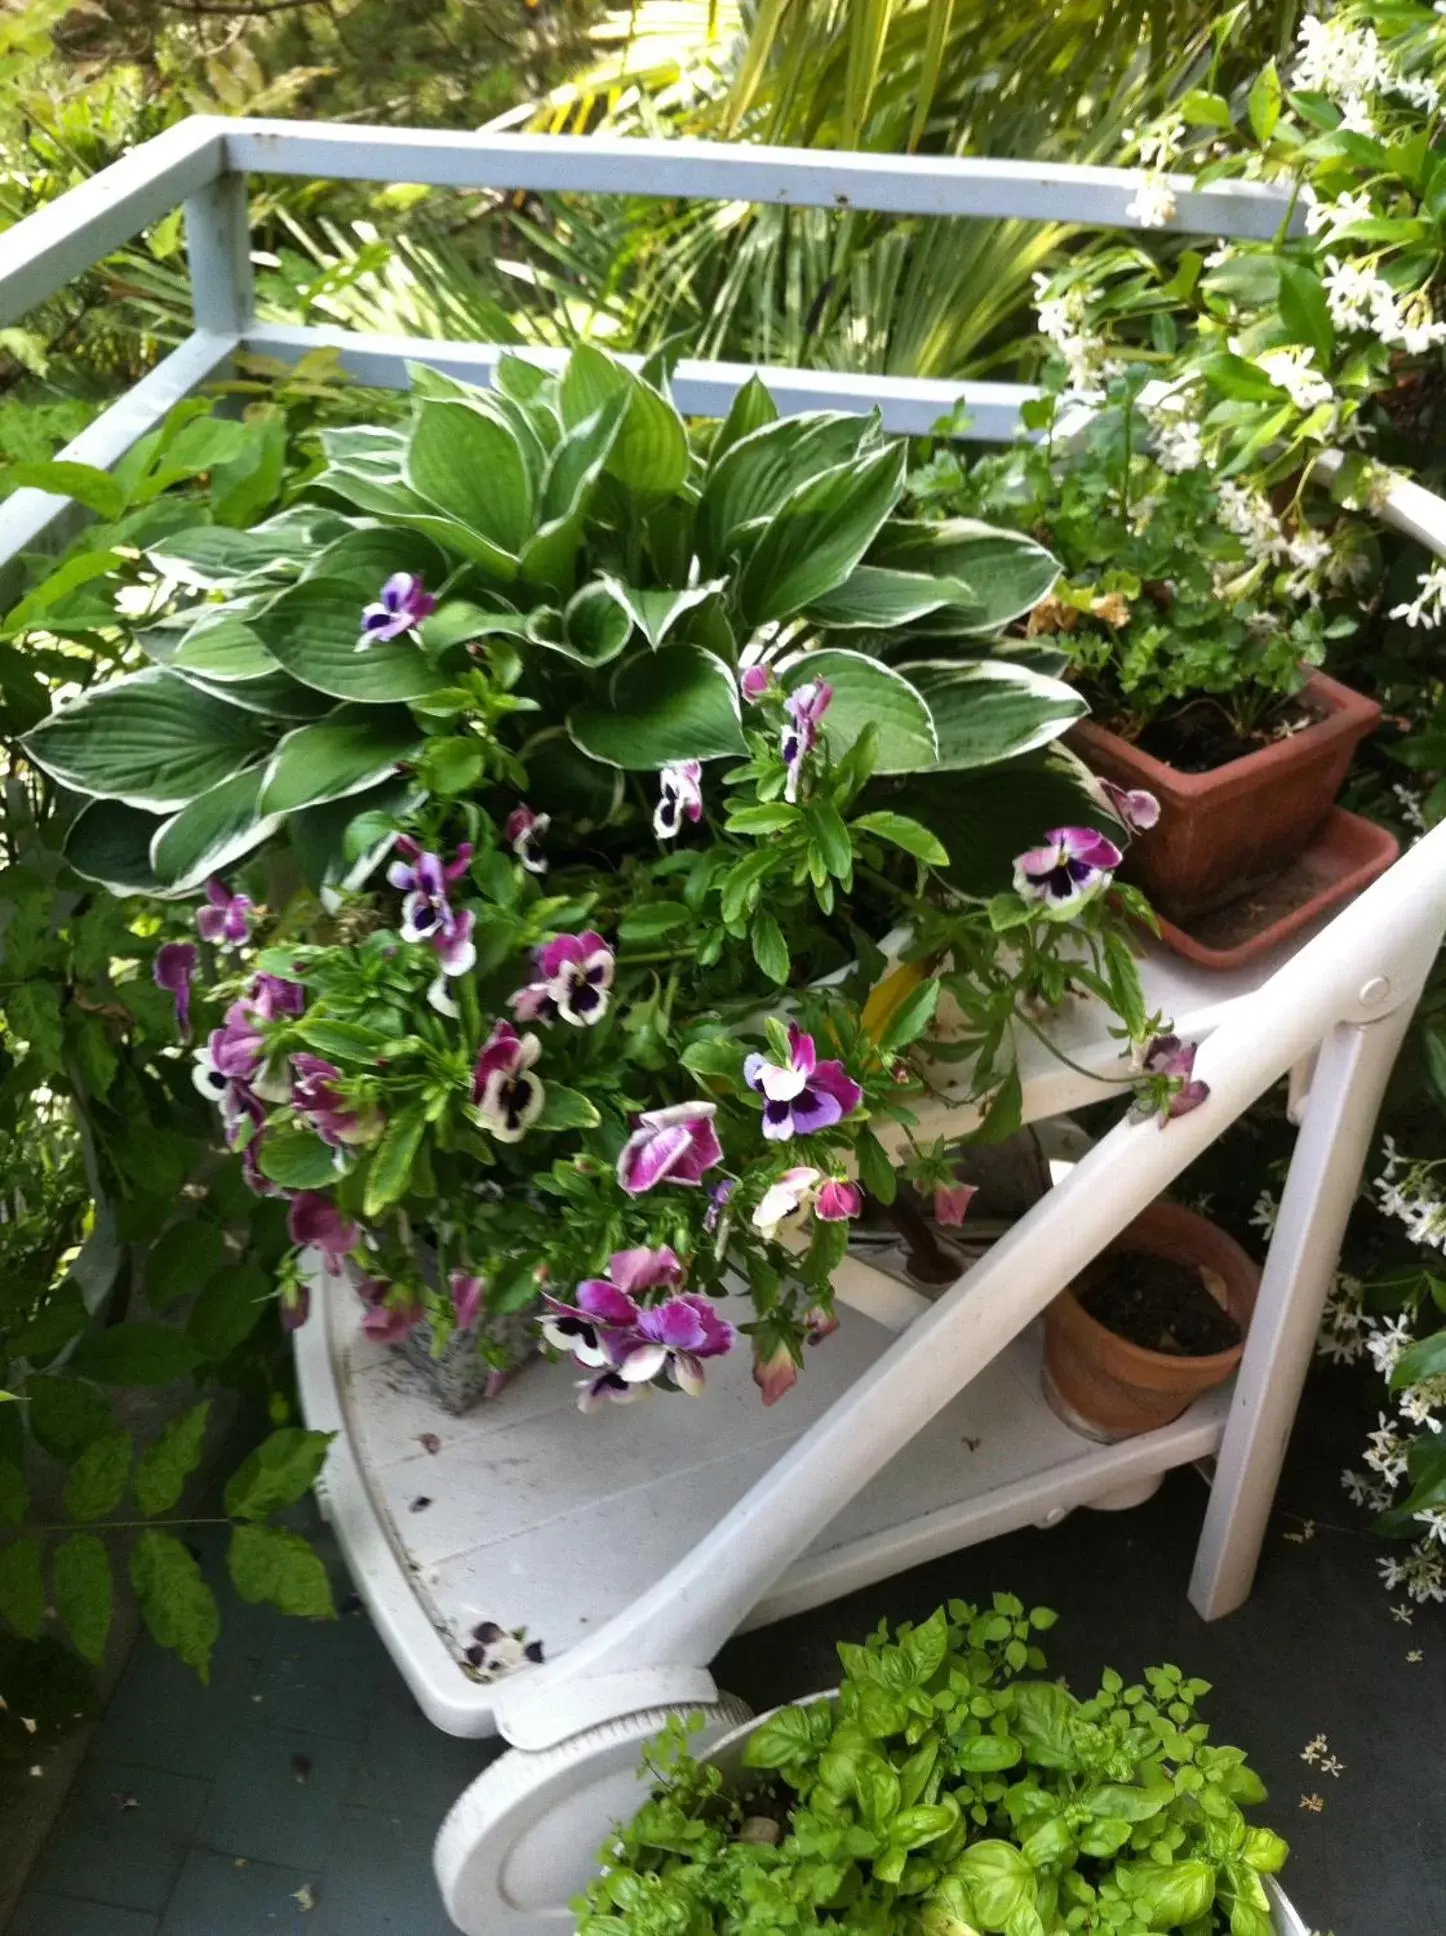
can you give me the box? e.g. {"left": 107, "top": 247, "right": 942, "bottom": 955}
{"left": 1067, "top": 669, "right": 1381, "bottom": 922}
{"left": 1042, "top": 1200, "right": 1259, "bottom": 1441}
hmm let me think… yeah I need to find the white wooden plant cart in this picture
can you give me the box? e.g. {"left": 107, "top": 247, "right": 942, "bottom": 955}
{"left": 5, "top": 118, "right": 1446, "bottom": 1936}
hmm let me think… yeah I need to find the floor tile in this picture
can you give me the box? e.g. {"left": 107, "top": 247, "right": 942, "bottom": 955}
{"left": 207, "top": 1603, "right": 392, "bottom": 1745}
{"left": 158, "top": 1850, "right": 316, "bottom": 1936}
{"left": 9, "top": 1897, "right": 159, "bottom": 1936}
{"left": 313, "top": 1807, "right": 458, "bottom": 1935}
{"left": 192, "top": 1721, "right": 360, "bottom": 1872}
{"left": 346, "top": 1680, "right": 497, "bottom": 1819}
{"left": 91, "top": 1638, "right": 248, "bottom": 1782}
{"left": 26, "top": 1761, "right": 209, "bottom": 1915}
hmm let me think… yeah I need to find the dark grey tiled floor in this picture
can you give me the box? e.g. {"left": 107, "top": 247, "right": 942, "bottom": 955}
{"left": 8, "top": 1360, "right": 1443, "bottom": 1934}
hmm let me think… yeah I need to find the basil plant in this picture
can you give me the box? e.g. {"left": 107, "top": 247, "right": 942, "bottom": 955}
{"left": 22, "top": 350, "right": 1083, "bottom": 896}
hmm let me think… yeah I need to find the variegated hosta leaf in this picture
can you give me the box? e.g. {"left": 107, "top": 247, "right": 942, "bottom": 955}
{"left": 779, "top": 647, "right": 938, "bottom": 775}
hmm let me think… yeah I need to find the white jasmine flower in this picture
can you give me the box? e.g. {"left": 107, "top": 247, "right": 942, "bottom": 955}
{"left": 1389, "top": 562, "right": 1446, "bottom": 628}
{"left": 1366, "top": 1314, "right": 1414, "bottom": 1379}
{"left": 1400, "top": 1378, "right": 1446, "bottom": 1427}
{"left": 1249, "top": 1189, "right": 1280, "bottom": 1238}
{"left": 1203, "top": 242, "right": 1234, "bottom": 269}
{"left": 1305, "top": 188, "right": 1375, "bottom": 240}
{"left": 1323, "top": 255, "right": 1394, "bottom": 333}
{"left": 1126, "top": 174, "right": 1177, "bottom": 229}
{"left": 1364, "top": 1413, "right": 1409, "bottom": 1485}
{"left": 1417, "top": 1506, "right": 1446, "bottom": 1547}
{"left": 1293, "top": 16, "right": 1392, "bottom": 101}
{"left": 1256, "top": 345, "right": 1334, "bottom": 411}
{"left": 1339, "top": 96, "right": 1377, "bottom": 134}
{"left": 1218, "top": 481, "right": 1289, "bottom": 563}
{"left": 1393, "top": 72, "right": 1441, "bottom": 113}
{"left": 1136, "top": 115, "right": 1186, "bottom": 170}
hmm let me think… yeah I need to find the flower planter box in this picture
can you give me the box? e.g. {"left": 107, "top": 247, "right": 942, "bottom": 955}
{"left": 1042, "top": 1199, "right": 1259, "bottom": 1440}
{"left": 1069, "top": 669, "right": 1381, "bottom": 924}
{"left": 397, "top": 1310, "right": 536, "bottom": 1415}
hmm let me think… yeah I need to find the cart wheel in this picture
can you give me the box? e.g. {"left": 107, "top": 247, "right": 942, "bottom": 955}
{"left": 434, "top": 1693, "right": 753, "bottom": 1936}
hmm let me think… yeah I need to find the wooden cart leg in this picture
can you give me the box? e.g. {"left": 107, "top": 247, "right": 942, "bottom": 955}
{"left": 1188, "top": 1006, "right": 1415, "bottom": 1622}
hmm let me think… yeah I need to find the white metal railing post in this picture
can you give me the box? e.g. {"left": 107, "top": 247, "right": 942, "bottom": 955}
{"left": 183, "top": 167, "right": 254, "bottom": 338}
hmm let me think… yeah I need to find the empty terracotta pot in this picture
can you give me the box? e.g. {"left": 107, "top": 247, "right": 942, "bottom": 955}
{"left": 1042, "top": 1200, "right": 1259, "bottom": 1441}
{"left": 1068, "top": 668, "right": 1380, "bottom": 923}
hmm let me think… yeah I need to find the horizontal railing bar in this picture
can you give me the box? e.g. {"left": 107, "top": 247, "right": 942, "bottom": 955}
{"left": 244, "top": 321, "right": 1038, "bottom": 438}
{"left": 224, "top": 120, "right": 1300, "bottom": 239}
{"left": 0, "top": 119, "right": 225, "bottom": 326}
{"left": 0, "top": 329, "right": 239, "bottom": 576}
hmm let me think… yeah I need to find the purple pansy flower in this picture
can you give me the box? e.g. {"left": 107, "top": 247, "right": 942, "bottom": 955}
{"left": 504, "top": 805, "right": 550, "bottom": 875}
{"left": 470, "top": 1019, "right": 545, "bottom": 1142}
{"left": 576, "top": 1369, "right": 644, "bottom": 1413}
{"left": 293, "top": 1052, "right": 381, "bottom": 1148}
{"left": 1012, "top": 826, "right": 1123, "bottom": 912}
{"left": 612, "top": 1294, "right": 735, "bottom": 1396}
{"left": 739, "top": 664, "right": 773, "bottom": 702}
{"left": 287, "top": 1192, "right": 359, "bottom": 1271}
{"left": 153, "top": 942, "right": 198, "bottom": 1038}
{"left": 358, "top": 571, "right": 436, "bottom": 648}
{"left": 933, "top": 1181, "right": 978, "bottom": 1227}
{"left": 1091, "top": 776, "right": 1161, "bottom": 835}
{"left": 358, "top": 1278, "right": 423, "bottom": 1344}
{"left": 1137, "top": 1034, "right": 1211, "bottom": 1123}
{"left": 449, "top": 1270, "right": 484, "bottom": 1332}
{"left": 815, "top": 1178, "right": 862, "bottom": 1222}
{"left": 655, "top": 760, "right": 704, "bottom": 840}
{"left": 388, "top": 837, "right": 476, "bottom": 978}
{"left": 617, "top": 1102, "right": 722, "bottom": 1196}
{"left": 752, "top": 1165, "right": 822, "bottom": 1238}
{"left": 510, "top": 931, "right": 614, "bottom": 1029}
{"left": 279, "top": 1279, "right": 310, "bottom": 1332}
{"left": 247, "top": 972, "right": 306, "bottom": 1020}
{"left": 704, "top": 1177, "right": 735, "bottom": 1235}
{"left": 781, "top": 679, "right": 832, "bottom": 802}
{"left": 540, "top": 1247, "right": 684, "bottom": 1367}
{"left": 744, "top": 1024, "right": 862, "bottom": 1142}
{"left": 196, "top": 878, "right": 252, "bottom": 949}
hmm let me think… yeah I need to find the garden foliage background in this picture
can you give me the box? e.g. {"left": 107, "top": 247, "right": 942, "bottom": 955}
{"left": 1, "top": 0, "right": 1445, "bottom": 1771}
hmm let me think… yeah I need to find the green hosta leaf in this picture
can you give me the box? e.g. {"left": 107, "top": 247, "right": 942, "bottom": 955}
{"left": 902, "top": 660, "right": 1086, "bottom": 769}
{"left": 23, "top": 669, "right": 269, "bottom": 810}
{"left": 893, "top": 748, "right": 1107, "bottom": 897}
{"left": 188, "top": 1264, "right": 271, "bottom": 1361}
{"left": 258, "top": 709, "right": 421, "bottom": 815}
{"left": 63, "top": 1430, "right": 132, "bottom": 1522}
{"left": 146, "top": 525, "right": 308, "bottom": 587}
{"left": 71, "top": 1324, "right": 205, "bottom": 1387}
{"left": 362, "top": 1105, "right": 428, "bottom": 1217}
{"left": 534, "top": 1084, "right": 603, "bottom": 1131}
{"left": 129, "top": 1529, "right": 219, "bottom": 1681}
{"left": 710, "top": 373, "right": 779, "bottom": 468}
{"left": 53, "top": 1533, "right": 112, "bottom": 1664}
{"left": 542, "top": 391, "right": 629, "bottom": 523}
{"left": 698, "top": 412, "right": 877, "bottom": 569}
{"left": 305, "top": 524, "right": 447, "bottom": 592}
{"left": 176, "top": 666, "right": 334, "bottom": 722}
{"left": 559, "top": 346, "right": 688, "bottom": 498}
{"left": 873, "top": 520, "right": 1060, "bottom": 636}
{"left": 6, "top": 459, "right": 126, "bottom": 520}
{"left": 0, "top": 1537, "right": 45, "bottom": 1638}
{"left": 315, "top": 467, "right": 521, "bottom": 578}
{"left": 601, "top": 576, "right": 726, "bottom": 650}
{"left": 224, "top": 1427, "right": 333, "bottom": 1521}
{"left": 421, "top": 601, "right": 531, "bottom": 652}
{"left": 256, "top": 579, "right": 441, "bottom": 704}
{"left": 406, "top": 399, "right": 534, "bottom": 553}
{"left": 558, "top": 581, "right": 634, "bottom": 667}
{"left": 27, "top": 1375, "right": 112, "bottom": 1462}
{"left": 133, "top": 1403, "right": 211, "bottom": 1517}
{"left": 851, "top": 810, "right": 949, "bottom": 866}
{"left": 150, "top": 765, "right": 283, "bottom": 893}
{"left": 568, "top": 645, "right": 745, "bottom": 769}
{"left": 806, "top": 565, "right": 975, "bottom": 629}
{"left": 227, "top": 1523, "right": 336, "bottom": 1619}
{"left": 170, "top": 613, "right": 281, "bottom": 683}
{"left": 739, "top": 443, "right": 907, "bottom": 625}
{"left": 65, "top": 800, "right": 168, "bottom": 894}
{"left": 779, "top": 649, "right": 937, "bottom": 774}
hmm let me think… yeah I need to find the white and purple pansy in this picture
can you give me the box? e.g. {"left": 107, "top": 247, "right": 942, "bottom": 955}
{"left": 1135, "top": 1033, "right": 1211, "bottom": 1123}
{"left": 449, "top": 1270, "right": 484, "bottom": 1331}
{"left": 1091, "top": 776, "right": 1161, "bottom": 835}
{"left": 287, "top": 1192, "right": 360, "bottom": 1272}
{"left": 781, "top": 678, "right": 832, "bottom": 803}
{"left": 504, "top": 804, "right": 550, "bottom": 875}
{"left": 541, "top": 1246, "right": 734, "bottom": 1406}
{"left": 655, "top": 760, "right": 704, "bottom": 840}
{"left": 356, "top": 1275, "right": 423, "bottom": 1344}
{"left": 739, "top": 663, "right": 773, "bottom": 703}
{"left": 816, "top": 1178, "right": 863, "bottom": 1221}
{"left": 540, "top": 1274, "right": 645, "bottom": 1369}
{"left": 196, "top": 878, "right": 252, "bottom": 949}
{"left": 152, "top": 942, "right": 198, "bottom": 1038}
{"left": 292, "top": 1052, "right": 382, "bottom": 1148}
{"left": 357, "top": 571, "right": 436, "bottom": 649}
{"left": 616, "top": 1102, "right": 722, "bottom": 1196}
{"left": 510, "top": 931, "right": 614, "bottom": 1028}
{"left": 1012, "top": 826, "right": 1124, "bottom": 913}
{"left": 388, "top": 837, "right": 476, "bottom": 978}
{"left": 611, "top": 1294, "right": 735, "bottom": 1397}
{"left": 471, "top": 1019, "right": 545, "bottom": 1142}
{"left": 744, "top": 1023, "right": 862, "bottom": 1142}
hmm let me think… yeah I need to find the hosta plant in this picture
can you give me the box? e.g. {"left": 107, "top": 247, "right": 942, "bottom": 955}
{"left": 19, "top": 349, "right": 1082, "bottom": 899}
{"left": 578, "top": 1594, "right": 1290, "bottom": 1936}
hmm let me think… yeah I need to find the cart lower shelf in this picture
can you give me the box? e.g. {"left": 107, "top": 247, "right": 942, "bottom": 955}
{"left": 297, "top": 1270, "right": 1231, "bottom": 1738}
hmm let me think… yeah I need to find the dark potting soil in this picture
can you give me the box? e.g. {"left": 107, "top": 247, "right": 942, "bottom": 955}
{"left": 1179, "top": 843, "right": 1350, "bottom": 949}
{"left": 1076, "top": 1249, "right": 1241, "bottom": 1356}
{"left": 1125, "top": 694, "right": 1322, "bottom": 773}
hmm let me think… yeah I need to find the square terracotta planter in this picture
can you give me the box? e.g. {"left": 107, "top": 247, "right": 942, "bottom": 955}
{"left": 1067, "top": 669, "right": 1381, "bottom": 923}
